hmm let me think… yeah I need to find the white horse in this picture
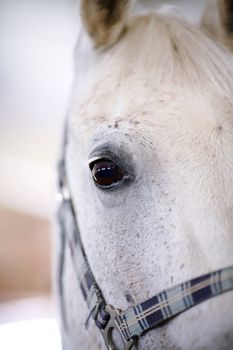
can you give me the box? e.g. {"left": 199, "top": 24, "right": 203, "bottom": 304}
{"left": 57, "top": 1, "right": 233, "bottom": 349}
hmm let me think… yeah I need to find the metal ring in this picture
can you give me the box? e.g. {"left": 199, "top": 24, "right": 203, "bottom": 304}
{"left": 101, "top": 305, "right": 135, "bottom": 350}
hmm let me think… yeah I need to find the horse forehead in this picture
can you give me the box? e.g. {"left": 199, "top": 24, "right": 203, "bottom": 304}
{"left": 75, "top": 62, "right": 231, "bottom": 135}
{"left": 76, "top": 80, "right": 226, "bottom": 139}
{"left": 71, "top": 17, "right": 233, "bottom": 145}
{"left": 72, "top": 14, "right": 233, "bottom": 137}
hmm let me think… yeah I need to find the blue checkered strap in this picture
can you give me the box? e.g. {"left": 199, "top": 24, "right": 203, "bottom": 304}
{"left": 115, "top": 266, "right": 233, "bottom": 341}
{"left": 59, "top": 179, "right": 233, "bottom": 340}
{"left": 60, "top": 191, "right": 233, "bottom": 341}
{"left": 58, "top": 191, "right": 110, "bottom": 329}
{"left": 58, "top": 124, "right": 109, "bottom": 329}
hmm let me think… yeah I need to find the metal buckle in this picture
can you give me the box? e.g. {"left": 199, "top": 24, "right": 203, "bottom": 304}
{"left": 101, "top": 305, "right": 135, "bottom": 350}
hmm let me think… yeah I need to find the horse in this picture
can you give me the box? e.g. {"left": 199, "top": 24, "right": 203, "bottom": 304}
{"left": 56, "top": 1, "right": 233, "bottom": 349}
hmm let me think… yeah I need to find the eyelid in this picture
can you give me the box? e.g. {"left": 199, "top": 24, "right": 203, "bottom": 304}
{"left": 88, "top": 155, "right": 113, "bottom": 169}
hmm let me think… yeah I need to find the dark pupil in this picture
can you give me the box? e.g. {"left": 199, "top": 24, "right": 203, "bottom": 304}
{"left": 92, "top": 161, "right": 124, "bottom": 187}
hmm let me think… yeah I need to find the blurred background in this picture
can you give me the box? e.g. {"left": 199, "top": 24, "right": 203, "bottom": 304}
{"left": 0, "top": 0, "right": 206, "bottom": 349}
{"left": 0, "top": 0, "right": 77, "bottom": 348}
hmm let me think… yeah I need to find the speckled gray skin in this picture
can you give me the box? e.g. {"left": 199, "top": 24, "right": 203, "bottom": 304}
{"left": 58, "top": 1, "right": 233, "bottom": 349}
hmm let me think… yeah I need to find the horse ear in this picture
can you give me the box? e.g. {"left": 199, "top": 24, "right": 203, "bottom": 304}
{"left": 81, "top": 0, "right": 129, "bottom": 49}
{"left": 219, "top": 0, "right": 233, "bottom": 50}
{"left": 202, "top": 0, "right": 233, "bottom": 52}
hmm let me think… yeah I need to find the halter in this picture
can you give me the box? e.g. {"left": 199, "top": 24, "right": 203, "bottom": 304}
{"left": 57, "top": 138, "right": 233, "bottom": 350}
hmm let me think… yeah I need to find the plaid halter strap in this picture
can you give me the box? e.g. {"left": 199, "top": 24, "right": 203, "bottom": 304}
{"left": 58, "top": 145, "right": 233, "bottom": 350}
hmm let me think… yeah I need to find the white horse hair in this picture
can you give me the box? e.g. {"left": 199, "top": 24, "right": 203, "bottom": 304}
{"left": 58, "top": 1, "right": 233, "bottom": 349}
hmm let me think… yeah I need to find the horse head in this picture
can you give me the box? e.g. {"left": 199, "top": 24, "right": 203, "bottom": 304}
{"left": 58, "top": 1, "right": 233, "bottom": 349}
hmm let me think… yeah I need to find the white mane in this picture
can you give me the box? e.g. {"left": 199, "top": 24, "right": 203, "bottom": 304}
{"left": 105, "top": 14, "right": 233, "bottom": 105}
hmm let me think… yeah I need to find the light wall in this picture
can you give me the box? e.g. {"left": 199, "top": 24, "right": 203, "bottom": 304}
{"left": 0, "top": 0, "right": 77, "bottom": 218}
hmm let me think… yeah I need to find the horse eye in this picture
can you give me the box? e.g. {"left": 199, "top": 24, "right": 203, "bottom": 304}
{"left": 90, "top": 159, "right": 125, "bottom": 189}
